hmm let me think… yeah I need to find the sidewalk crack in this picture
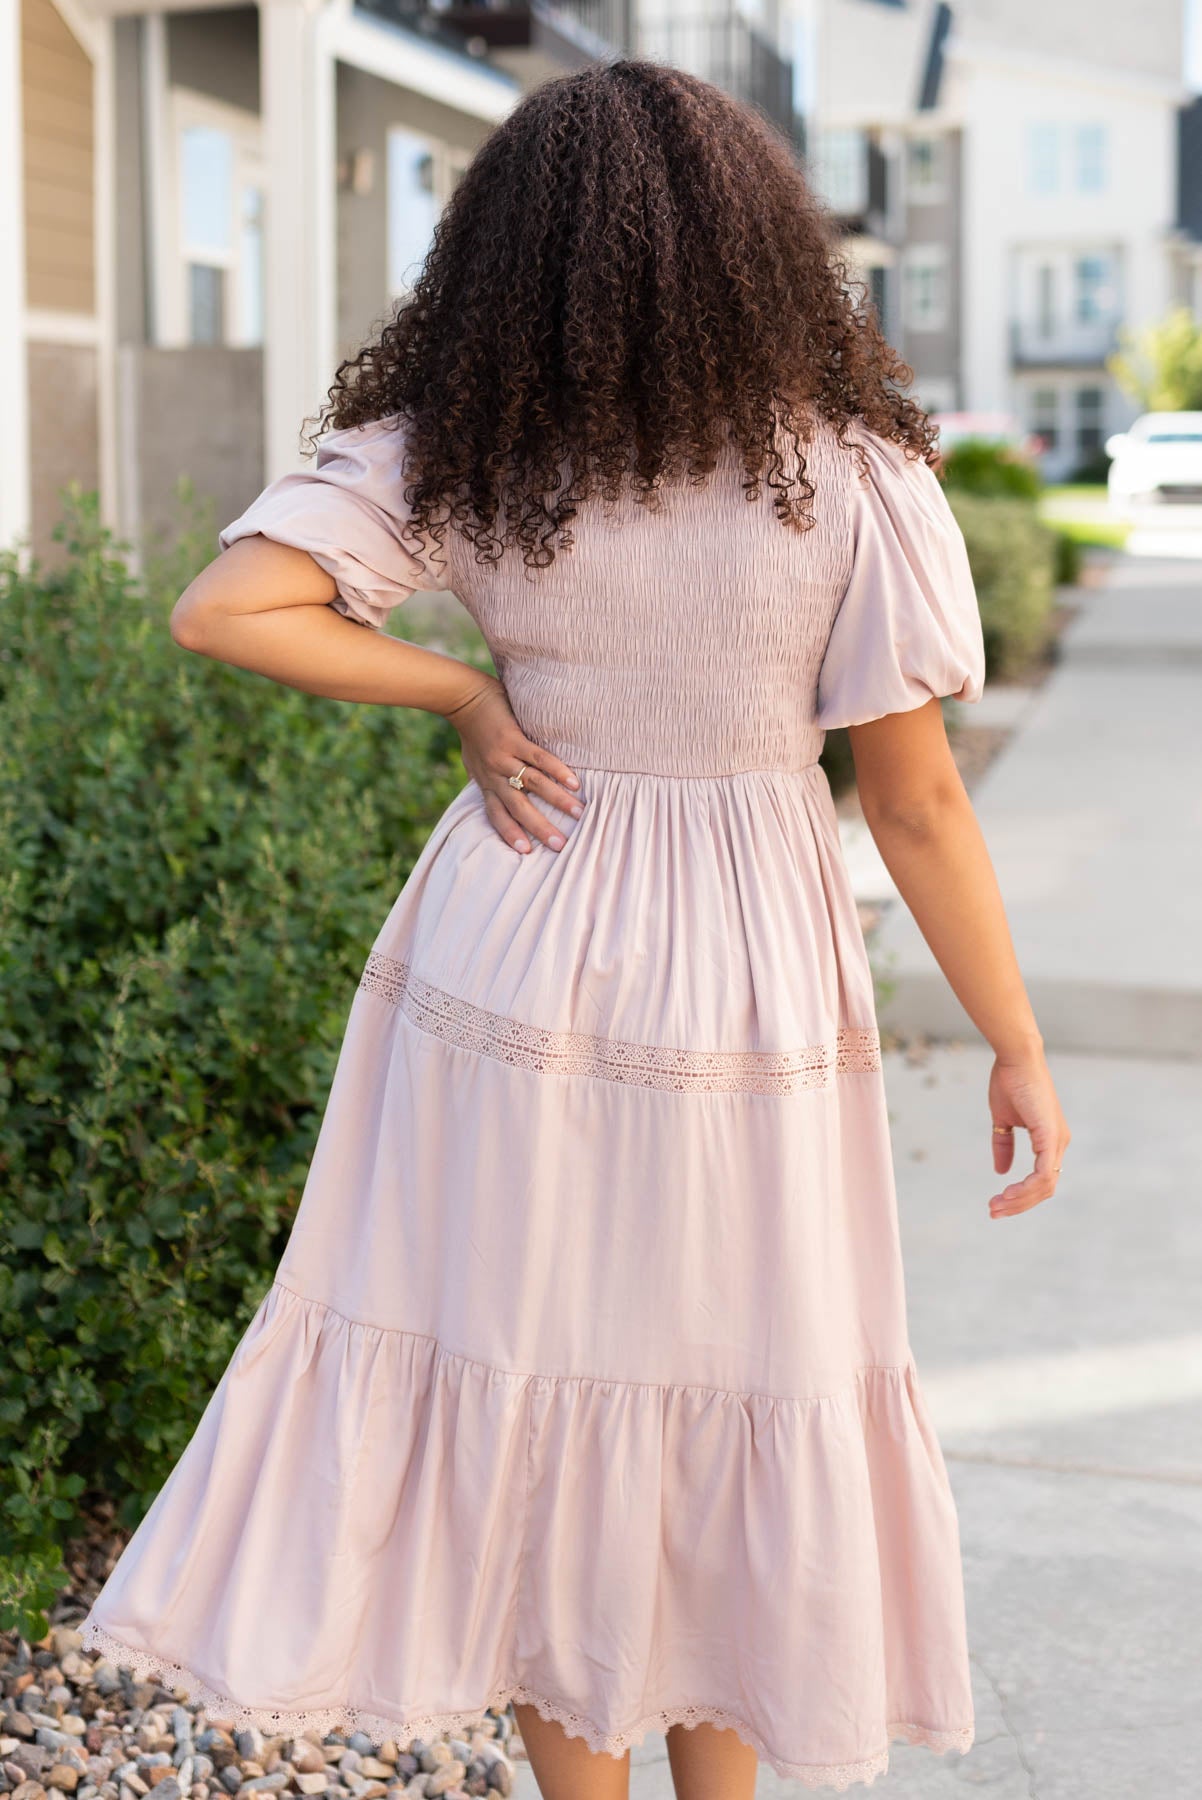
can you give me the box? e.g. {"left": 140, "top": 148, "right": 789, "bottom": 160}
{"left": 971, "top": 1654, "right": 1040, "bottom": 1800}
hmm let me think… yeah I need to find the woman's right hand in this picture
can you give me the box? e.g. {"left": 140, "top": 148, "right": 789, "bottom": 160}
{"left": 987, "top": 1046, "right": 1071, "bottom": 1219}
{"left": 444, "top": 673, "right": 585, "bottom": 855}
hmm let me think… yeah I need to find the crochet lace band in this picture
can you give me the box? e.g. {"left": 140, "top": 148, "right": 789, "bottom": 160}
{"left": 359, "top": 951, "right": 882, "bottom": 1094}
{"left": 77, "top": 1619, "right": 973, "bottom": 1793}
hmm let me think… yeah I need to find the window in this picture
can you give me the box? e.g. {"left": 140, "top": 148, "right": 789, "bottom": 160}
{"left": 1036, "top": 264, "right": 1056, "bottom": 338}
{"left": 180, "top": 124, "right": 233, "bottom": 343}
{"left": 903, "top": 246, "right": 947, "bottom": 331}
{"left": 1076, "top": 386, "right": 1105, "bottom": 455}
{"left": 906, "top": 135, "right": 945, "bottom": 204}
{"left": 1029, "top": 124, "right": 1059, "bottom": 194}
{"left": 172, "top": 92, "right": 265, "bottom": 348}
{"left": 386, "top": 130, "right": 473, "bottom": 297}
{"left": 1074, "top": 254, "right": 1116, "bottom": 324}
{"left": 814, "top": 128, "right": 868, "bottom": 215}
{"left": 188, "top": 264, "right": 224, "bottom": 345}
{"left": 1029, "top": 387, "right": 1058, "bottom": 451}
{"left": 181, "top": 125, "right": 233, "bottom": 257}
{"left": 868, "top": 264, "right": 890, "bottom": 330}
{"left": 238, "top": 184, "right": 264, "bottom": 345}
{"left": 1076, "top": 125, "right": 1108, "bottom": 193}
{"left": 387, "top": 130, "right": 440, "bottom": 294}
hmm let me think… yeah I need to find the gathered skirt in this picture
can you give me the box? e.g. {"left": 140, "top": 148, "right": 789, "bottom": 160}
{"left": 79, "top": 762, "right": 975, "bottom": 1791}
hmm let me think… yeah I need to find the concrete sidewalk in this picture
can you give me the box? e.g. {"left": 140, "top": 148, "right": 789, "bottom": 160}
{"left": 866, "top": 555, "right": 1202, "bottom": 1059}
{"left": 880, "top": 1044, "right": 1202, "bottom": 1798}
{"left": 511, "top": 1046, "right": 1202, "bottom": 1799}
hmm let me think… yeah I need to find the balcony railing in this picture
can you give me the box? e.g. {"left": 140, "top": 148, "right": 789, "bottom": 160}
{"left": 1010, "top": 316, "right": 1121, "bottom": 368}
{"left": 358, "top": 0, "right": 633, "bottom": 60}
{"left": 636, "top": 13, "right": 801, "bottom": 149}
{"left": 353, "top": 0, "right": 802, "bottom": 151}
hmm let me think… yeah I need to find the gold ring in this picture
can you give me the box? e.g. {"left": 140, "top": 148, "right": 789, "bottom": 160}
{"left": 508, "top": 764, "right": 528, "bottom": 792}
{"left": 992, "top": 1125, "right": 1014, "bottom": 1135}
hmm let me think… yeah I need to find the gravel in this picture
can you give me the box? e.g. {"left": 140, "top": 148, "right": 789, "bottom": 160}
{"left": 0, "top": 1625, "right": 517, "bottom": 1800}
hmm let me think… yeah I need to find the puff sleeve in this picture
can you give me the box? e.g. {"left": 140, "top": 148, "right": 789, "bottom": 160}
{"left": 815, "top": 427, "right": 986, "bottom": 729}
{"left": 217, "top": 414, "right": 452, "bottom": 629}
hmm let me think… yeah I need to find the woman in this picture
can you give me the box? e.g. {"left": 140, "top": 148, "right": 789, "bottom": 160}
{"left": 79, "top": 57, "right": 1069, "bottom": 1799}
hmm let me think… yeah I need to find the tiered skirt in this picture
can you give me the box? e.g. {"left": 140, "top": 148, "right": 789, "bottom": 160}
{"left": 80, "top": 763, "right": 974, "bottom": 1790}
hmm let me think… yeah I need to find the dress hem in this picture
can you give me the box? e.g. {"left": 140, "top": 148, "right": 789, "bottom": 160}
{"left": 77, "top": 1619, "right": 973, "bottom": 1794}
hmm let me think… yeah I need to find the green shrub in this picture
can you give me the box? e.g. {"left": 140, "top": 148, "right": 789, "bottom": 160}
{"left": 947, "top": 491, "right": 1059, "bottom": 678}
{"left": 0, "top": 496, "right": 474, "bottom": 1638}
{"left": 940, "top": 437, "right": 1043, "bottom": 501}
{"left": 1052, "top": 529, "right": 1083, "bottom": 586}
{"left": 818, "top": 726, "right": 856, "bottom": 797}
{"left": 1067, "top": 448, "right": 1113, "bottom": 485}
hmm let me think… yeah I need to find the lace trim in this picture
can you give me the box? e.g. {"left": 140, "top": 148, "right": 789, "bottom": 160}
{"left": 77, "top": 1621, "right": 972, "bottom": 1793}
{"left": 359, "top": 952, "right": 882, "bottom": 1094}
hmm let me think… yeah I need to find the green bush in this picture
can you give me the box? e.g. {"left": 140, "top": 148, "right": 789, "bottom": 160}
{"left": 0, "top": 496, "right": 473, "bottom": 1638}
{"left": 947, "top": 491, "right": 1059, "bottom": 678}
{"left": 940, "top": 437, "right": 1043, "bottom": 501}
{"left": 1052, "top": 529, "right": 1083, "bottom": 586}
{"left": 818, "top": 726, "right": 855, "bottom": 797}
{"left": 1067, "top": 449, "right": 1113, "bottom": 485}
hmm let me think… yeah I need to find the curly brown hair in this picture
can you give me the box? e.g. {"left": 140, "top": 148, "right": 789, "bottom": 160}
{"left": 311, "top": 56, "right": 935, "bottom": 571}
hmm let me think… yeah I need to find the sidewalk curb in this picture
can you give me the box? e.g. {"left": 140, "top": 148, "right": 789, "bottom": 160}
{"left": 871, "top": 939, "right": 1202, "bottom": 1061}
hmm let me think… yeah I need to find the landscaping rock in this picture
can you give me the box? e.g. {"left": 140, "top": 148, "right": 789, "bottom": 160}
{"left": 0, "top": 1627, "right": 517, "bottom": 1800}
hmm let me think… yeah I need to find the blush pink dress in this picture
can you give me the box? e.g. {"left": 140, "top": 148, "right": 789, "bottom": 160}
{"left": 79, "top": 409, "right": 985, "bottom": 1792}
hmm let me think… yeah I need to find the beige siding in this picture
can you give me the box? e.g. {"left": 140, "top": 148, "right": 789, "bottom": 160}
{"left": 22, "top": 0, "right": 95, "bottom": 315}
{"left": 27, "top": 341, "right": 100, "bottom": 559}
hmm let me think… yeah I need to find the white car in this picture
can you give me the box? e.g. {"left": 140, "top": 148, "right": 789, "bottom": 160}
{"left": 1106, "top": 412, "right": 1202, "bottom": 508}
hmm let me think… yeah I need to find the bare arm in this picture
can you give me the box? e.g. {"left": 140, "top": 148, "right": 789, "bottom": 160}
{"left": 170, "top": 536, "right": 585, "bottom": 853}
{"left": 849, "top": 698, "right": 1070, "bottom": 1217}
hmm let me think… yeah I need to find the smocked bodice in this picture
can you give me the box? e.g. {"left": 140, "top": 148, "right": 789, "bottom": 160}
{"left": 218, "top": 410, "right": 986, "bottom": 767}
{"left": 442, "top": 431, "right": 855, "bottom": 777}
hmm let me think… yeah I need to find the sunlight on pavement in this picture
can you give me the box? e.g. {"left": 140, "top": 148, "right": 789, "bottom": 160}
{"left": 922, "top": 1333, "right": 1202, "bottom": 1434}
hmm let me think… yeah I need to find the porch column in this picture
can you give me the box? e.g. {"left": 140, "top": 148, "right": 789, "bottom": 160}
{"left": 0, "top": 0, "right": 31, "bottom": 553}
{"left": 259, "top": 0, "right": 337, "bottom": 479}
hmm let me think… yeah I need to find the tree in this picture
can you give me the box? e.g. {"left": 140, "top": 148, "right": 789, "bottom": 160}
{"left": 1107, "top": 306, "right": 1202, "bottom": 412}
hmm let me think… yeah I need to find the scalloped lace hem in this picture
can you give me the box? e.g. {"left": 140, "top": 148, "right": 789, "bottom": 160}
{"left": 77, "top": 1619, "right": 973, "bottom": 1793}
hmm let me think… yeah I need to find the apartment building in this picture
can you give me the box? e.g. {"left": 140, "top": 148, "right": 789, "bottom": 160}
{"left": 2, "top": 0, "right": 536, "bottom": 559}
{"left": 809, "top": 0, "right": 1192, "bottom": 478}
{"left": 1172, "top": 91, "right": 1202, "bottom": 308}
{"left": 1, "top": 0, "right": 806, "bottom": 562}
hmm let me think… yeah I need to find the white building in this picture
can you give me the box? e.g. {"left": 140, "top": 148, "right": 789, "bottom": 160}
{"left": 947, "top": 0, "right": 1188, "bottom": 477}
{"left": 808, "top": 0, "right": 1192, "bottom": 479}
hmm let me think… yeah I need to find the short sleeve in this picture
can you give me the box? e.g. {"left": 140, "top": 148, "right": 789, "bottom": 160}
{"left": 815, "top": 426, "right": 986, "bottom": 729}
{"left": 217, "top": 414, "right": 452, "bottom": 630}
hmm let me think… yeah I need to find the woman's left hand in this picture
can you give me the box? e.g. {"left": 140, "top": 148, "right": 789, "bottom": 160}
{"left": 446, "top": 674, "right": 585, "bottom": 855}
{"left": 987, "top": 1047, "right": 1070, "bottom": 1218}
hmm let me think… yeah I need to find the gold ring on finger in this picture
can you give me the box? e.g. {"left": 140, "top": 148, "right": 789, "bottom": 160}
{"left": 992, "top": 1125, "right": 1014, "bottom": 1135}
{"left": 508, "top": 764, "right": 529, "bottom": 791}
